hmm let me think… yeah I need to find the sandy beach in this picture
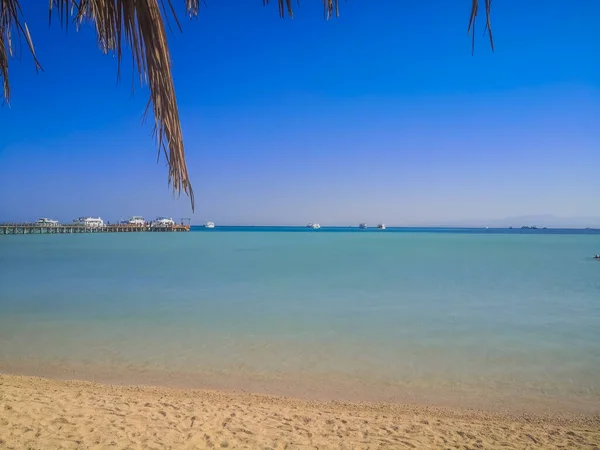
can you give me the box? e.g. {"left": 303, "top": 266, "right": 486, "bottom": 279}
{"left": 0, "top": 374, "right": 599, "bottom": 449}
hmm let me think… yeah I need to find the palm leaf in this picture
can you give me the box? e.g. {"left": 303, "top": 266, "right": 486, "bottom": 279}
{"left": 0, "top": 0, "right": 42, "bottom": 103}
{"left": 1, "top": 1, "right": 494, "bottom": 211}
{"left": 468, "top": 0, "right": 494, "bottom": 54}
{"left": 51, "top": 0, "right": 194, "bottom": 210}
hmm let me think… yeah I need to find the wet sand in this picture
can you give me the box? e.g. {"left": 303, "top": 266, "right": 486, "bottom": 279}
{"left": 1, "top": 374, "right": 599, "bottom": 449}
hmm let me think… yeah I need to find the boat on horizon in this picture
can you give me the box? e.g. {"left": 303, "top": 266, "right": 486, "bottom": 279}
{"left": 307, "top": 223, "right": 321, "bottom": 229}
{"left": 377, "top": 223, "right": 386, "bottom": 230}
{"left": 359, "top": 223, "right": 368, "bottom": 229}
{"left": 204, "top": 222, "right": 215, "bottom": 228}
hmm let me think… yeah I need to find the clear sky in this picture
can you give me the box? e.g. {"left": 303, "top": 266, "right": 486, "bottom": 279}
{"left": 1, "top": 1, "right": 599, "bottom": 226}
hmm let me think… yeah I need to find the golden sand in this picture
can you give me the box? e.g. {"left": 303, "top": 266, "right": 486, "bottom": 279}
{"left": 1, "top": 374, "right": 599, "bottom": 449}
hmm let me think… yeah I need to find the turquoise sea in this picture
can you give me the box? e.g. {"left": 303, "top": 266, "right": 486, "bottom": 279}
{"left": 1, "top": 227, "right": 599, "bottom": 413}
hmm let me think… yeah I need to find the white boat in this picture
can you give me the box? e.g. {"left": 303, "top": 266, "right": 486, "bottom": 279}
{"left": 151, "top": 217, "right": 175, "bottom": 228}
{"left": 74, "top": 217, "right": 105, "bottom": 228}
{"left": 307, "top": 223, "right": 321, "bottom": 229}
{"left": 359, "top": 223, "right": 368, "bottom": 229}
{"left": 35, "top": 218, "right": 59, "bottom": 227}
{"left": 204, "top": 222, "right": 215, "bottom": 228}
{"left": 128, "top": 216, "right": 146, "bottom": 226}
{"left": 377, "top": 223, "right": 386, "bottom": 230}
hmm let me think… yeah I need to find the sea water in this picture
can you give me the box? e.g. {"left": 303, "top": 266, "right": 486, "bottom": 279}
{"left": 1, "top": 228, "right": 599, "bottom": 413}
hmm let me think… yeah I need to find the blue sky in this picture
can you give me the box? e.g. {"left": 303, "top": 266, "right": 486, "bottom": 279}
{"left": 1, "top": 1, "right": 599, "bottom": 225}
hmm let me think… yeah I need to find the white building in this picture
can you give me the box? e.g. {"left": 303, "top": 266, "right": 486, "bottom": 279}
{"left": 128, "top": 216, "right": 146, "bottom": 226}
{"left": 151, "top": 217, "right": 175, "bottom": 228}
{"left": 35, "top": 218, "right": 60, "bottom": 227}
{"left": 74, "top": 217, "right": 105, "bottom": 228}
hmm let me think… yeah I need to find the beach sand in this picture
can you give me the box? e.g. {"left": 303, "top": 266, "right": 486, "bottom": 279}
{"left": 1, "top": 374, "right": 599, "bottom": 449}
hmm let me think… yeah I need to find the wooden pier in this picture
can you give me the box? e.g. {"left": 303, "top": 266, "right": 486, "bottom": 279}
{"left": 0, "top": 223, "right": 190, "bottom": 235}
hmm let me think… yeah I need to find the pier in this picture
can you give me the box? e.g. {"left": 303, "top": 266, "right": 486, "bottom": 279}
{"left": 0, "top": 223, "right": 190, "bottom": 235}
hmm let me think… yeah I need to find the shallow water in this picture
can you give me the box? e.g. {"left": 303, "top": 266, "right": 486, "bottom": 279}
{"left": 1, "top": 228, "right": 599, "bottom": 413}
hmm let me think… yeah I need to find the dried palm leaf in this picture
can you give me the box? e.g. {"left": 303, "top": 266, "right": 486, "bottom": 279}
{"left": 0, "top": 0, "right": 42, "bottom": 103}
{"left": 1, "top": 0, "right": 494, "bottom": 212}
{"left": 49, "top": 0, "right": 195, "bottom": 210}
{"left": 262, "top": 0, "right": 339, "bottom": 19}
{"left": 468, "top": 0, "right": 494, "bottom": 55}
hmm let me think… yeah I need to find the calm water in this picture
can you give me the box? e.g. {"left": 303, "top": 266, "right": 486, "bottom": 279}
{"left": 1, "top": 228, "right": 599, "bottom": 412}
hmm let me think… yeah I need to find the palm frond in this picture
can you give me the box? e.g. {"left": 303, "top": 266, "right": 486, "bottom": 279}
{"left": 262, "top": 0, "right": 339, "bottom": 19}
{"left": 50, "top": 0, "right": 194, "bottom": 210}
{"left": 468, "top": 0, "right": 494, "bottom": 55}
{"left": 185, "top": 0, "right": 201, "bottom": 18}
{"left": 0, "top": 0, "right": 42, "bottom": 103}
{"left": 2, "top": 0, "right": 494, "bottom": 212}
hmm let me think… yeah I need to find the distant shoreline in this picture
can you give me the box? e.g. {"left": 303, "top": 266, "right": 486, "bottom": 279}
{"left": 188, "top": 225, "right": 600, "bottom": 234}
{"left": 191, "top": 225, "right": 600, "bottom": 229}
{"left": 2, "top": 222, "right": 599, "bottom": 231}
